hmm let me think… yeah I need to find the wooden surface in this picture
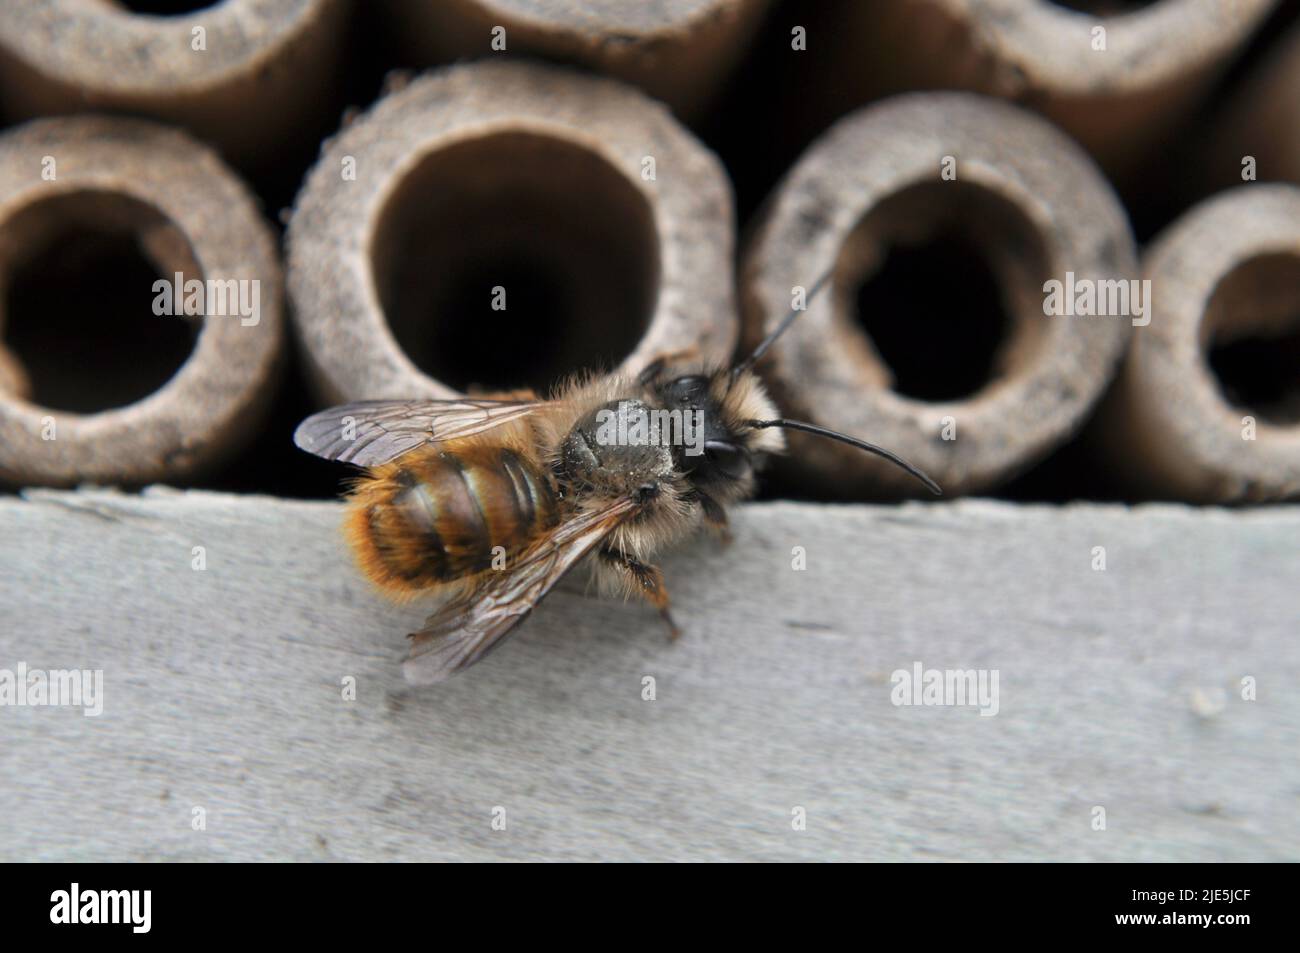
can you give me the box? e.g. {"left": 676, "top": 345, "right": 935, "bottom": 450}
{"left": 1, "top": 488, "right": 1296, "bottom": 861}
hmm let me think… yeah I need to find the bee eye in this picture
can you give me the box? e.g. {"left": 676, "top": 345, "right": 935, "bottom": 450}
{"left": 667, "top": 375, "right": 709, "bottom": 406}
{"left": 704, "top": 440, "right": 750, "bottom": 479}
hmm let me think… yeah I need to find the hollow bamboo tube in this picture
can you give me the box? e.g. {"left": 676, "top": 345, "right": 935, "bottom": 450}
{"left": 741, "top": 92, "right": 1136, "bottom": 498}
{"left": 0, "top": 0, "right": 349, "bottom": 171}
{"left": 1203, "top": 24, "right": 1300, "bottom": 188}
{"left": 287, "top": 59, "right": 737, "bottom": 404}
{"left": 380, "top": 0, "right": 771, "bottom": 120}
{"left": 1097, "top": 185, "right": 1300, "bottom": 502}
{"left": 0, "top": 115, "right": 283, "bottom": 487}
{"left": 820, "top": 0, "right": 1276, "bottom": 180}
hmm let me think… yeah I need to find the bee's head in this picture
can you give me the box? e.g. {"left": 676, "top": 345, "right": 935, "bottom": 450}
{"left": 647, "top": 272, "right": 944, "bottom": 498}
{"left": 650, "top": 369, "right": 784, "bottom": 497}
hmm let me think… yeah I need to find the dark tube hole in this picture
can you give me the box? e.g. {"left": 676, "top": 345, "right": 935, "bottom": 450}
{"left": 1, "top": 193, "right": 197, "bottom": 414}
{"left": 840, "top": 180, "right": 1049, "bottom": 405}
{"left": 112, "top": 1, "right": 222, "bottom": 16}
{"left": 1204, "top": 252, "right": 1300, "bottom": 427}
{"left": 1208, "top": 331, "right": 1300, "bottom": 425}
{"left": 1050, "top": 2, "right": 1157, "bottom": 14}
{"left": 371, "top": 132, "right": 660, "bottom": 394}
{"left": 855, "top": 234, "right": 1009, "bottom": 402}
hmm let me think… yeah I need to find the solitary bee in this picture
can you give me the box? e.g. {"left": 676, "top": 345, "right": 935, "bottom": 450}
{"left": 295, "top": 279, "right": 940, "bottom": 685}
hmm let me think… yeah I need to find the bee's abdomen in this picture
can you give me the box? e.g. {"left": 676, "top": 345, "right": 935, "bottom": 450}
{"left": 346, "top": 446, "right": 558, "bottom": 592}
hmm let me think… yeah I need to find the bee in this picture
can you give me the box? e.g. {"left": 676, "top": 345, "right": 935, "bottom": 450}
{"left": 294, "top": 276, "right": 940, "bottom": 685}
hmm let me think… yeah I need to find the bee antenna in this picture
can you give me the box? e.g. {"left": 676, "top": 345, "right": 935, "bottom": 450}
{"left": 747, "top": 418, "right": 943, "bottom": 496}
{"left": 731, "top": 270, "right": 834, "bottom": 382}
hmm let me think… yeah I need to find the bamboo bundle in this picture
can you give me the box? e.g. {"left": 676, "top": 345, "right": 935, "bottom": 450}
{"left": 0, "top": 117, "right": 283, "bottom": 487}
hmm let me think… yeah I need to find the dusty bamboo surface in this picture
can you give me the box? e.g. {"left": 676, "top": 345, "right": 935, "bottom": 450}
{"left": 287, "top": 60, "right": 735, "bottom": 404}
{"left": 0, "top": 0, "right": 349, "bottom": 171}
{"left": 742, "top": 93, "right": 1134, "bottom": 498}
{"left": 1098, "top": 185, "right": 1300, "bottom": 503}
{"left": 382, "top": 0, "right": 771, "bottom": 119}
{"left": 1, "top": 489, "right": 1296, "bottom": 861}
{"left": 0, "top": 117, "right": 284, "bottom": 488}
{"left": 814, "top": 0, "right": 1277, "bottom": 182}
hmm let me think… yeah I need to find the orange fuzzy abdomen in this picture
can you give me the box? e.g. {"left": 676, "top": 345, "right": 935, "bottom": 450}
{"left": 343, "top": 444, "right": 559, "bottom": 596}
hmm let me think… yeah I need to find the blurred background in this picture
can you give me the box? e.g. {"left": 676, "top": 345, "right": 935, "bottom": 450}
{"left": 0, "top": 0, "right": 1297, "bottom": 503}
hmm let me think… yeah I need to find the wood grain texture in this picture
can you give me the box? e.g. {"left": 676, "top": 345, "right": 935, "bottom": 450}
{"left": 1, "top": 488, "right": 1296, "bottom": 861}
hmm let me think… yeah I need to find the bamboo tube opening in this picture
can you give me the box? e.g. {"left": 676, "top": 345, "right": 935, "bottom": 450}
{"left": 742, "top": 93, "right": 1132, "bottom": 498}
{"left": 0, "top": 190, "right": 198, "bottom": 413}
{"left": 842, "top": 180, "right": 1051, "bottom": 404}
{"left": 288, "top": 61, "right": 735, "bottom": 405}
{"left": 1203, "top": 253, "right": 1300, "bottom": 428}
{"left": 0, "top": 115, "right": 283, "bottom": 488}
{"left": 1050, "top": 2, "right": 1157, "bottom": 12}
{"left": 1098, "top": 185, "right": 1300, "bottom": 502}
{"left": 369, "top": 131, "right": 660, "bottom": 394}
{"left": 109, "top": 1, "right": 223, "bottom": 15}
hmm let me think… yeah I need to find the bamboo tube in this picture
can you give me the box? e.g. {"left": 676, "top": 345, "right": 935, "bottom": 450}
{"left": 381, "top": 0, "right": 771, "bottom": 120}
{"left": 287, "top": 59, "right": 737, "bottom": 404}
{"left": 1098, "top": 185, "right": 1300, "bottom": 502}
{"left": 814, "top": 0, "right": 1276, "bottom": 180}
{"left": 0, "top": 116, "right": 283, "bottom": 487}
{"left": 0, "top": 0, "right": 349, "bottom": 171}
{"left": 1203, "top": 23, "right": 1300, "bottom": 188}
{"left": 741, "top": 92, "right": 1137, "bottom": 498}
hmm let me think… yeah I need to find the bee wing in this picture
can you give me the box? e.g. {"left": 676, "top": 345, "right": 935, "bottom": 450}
{"left": 402, "top": 498, "right": 639, "bottom": 686}
{"left": 293, "top": 397, "right": 546, "bottom": 467}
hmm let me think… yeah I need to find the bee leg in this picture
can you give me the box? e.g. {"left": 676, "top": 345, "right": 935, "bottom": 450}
{"left": 599, "top": 548, "right": 682, "bottom": 641}
{"left": 697, "top": 491, "right": 732, "bottom": 545}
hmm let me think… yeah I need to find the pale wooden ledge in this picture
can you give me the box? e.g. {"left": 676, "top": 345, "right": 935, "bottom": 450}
{"left": 1, "top": 488, "right": 1296, "bottom": 861}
